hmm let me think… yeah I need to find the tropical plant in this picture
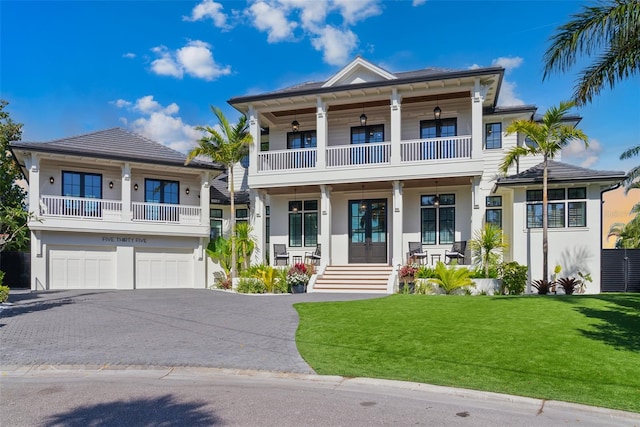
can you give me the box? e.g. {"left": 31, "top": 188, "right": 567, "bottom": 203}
{"left": 500, "top": 101, "right": 588, "bottom": 284}
{"left": 0, "top": 270, "right": 9, "bottom": 302}
{"left": 236, "top": 278, "right": 267, "bottom": 294}
{"left": 620, "top": 145, "right": 640, "bottom": 193}
{"left": 186, "top": 106, "right": 253, "bottom": 279}
{"left": 286, "top": 263, "right": 311, "bottom": 287}
{"left": 235, "top": 222, "right": 256, "bottom": 271}
{"left": 427, "top": 262, "right": 474, "bottom": 295}
{"left": 608, "top": 217, "right": 640, "bottom": 248}
{"left": 556, "top": 277, "right": 580, "bottom": 295}
{"left": 498, "top": 261, "right": 528, "bottom": 295}
{"left": 398, "top": 263, "right": 418, "bottom": 282}
{"left": 469, "top": 224, "right": 508, "bottom": 278}
{"left": 415, "top": 265, "right": 436, "bottom": 279}
{"left": 206, "top": 236, "right": 232, "bottom": 281}
{"left": 543, "top": 0, "right": 640, "bottom": 105}
{"left": 531, "top": 279, "right": 555, "bottom": 295}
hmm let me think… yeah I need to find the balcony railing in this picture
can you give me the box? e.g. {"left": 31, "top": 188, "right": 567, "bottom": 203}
{"left": 132, "top": 202, "right": 201, "bottom": 224}
{"left": 256, "top": 136, "right": 472, "bottom": 172}
{"left": 40, "top": 195, "right": 123, "bottom": 219}
{"left": 39, "top": 195, "right": 201, "bottom": 225}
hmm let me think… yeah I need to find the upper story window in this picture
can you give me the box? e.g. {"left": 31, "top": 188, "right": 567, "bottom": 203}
{"left": 351, "top": 125, "right": 384, "bottom": 144}
{"left": 420, "top": 119, "right": 457, "bottom": 138}
{"left": 526, "top": 187, "right": 587, "bottom": 228}
{"left": 420, "top": 194, "right": 455, "bottom": 245}
{"left": 145, "top": 179, "right": 179, "bottom": 204}
{"left": 287, "top": 131, "right": 316, "bottom": 149}
{"left": 485, "top": 123, "right": 502, "bottom": 149}
{"left": 62, "top": 171, "right": 102, "bottom": 199}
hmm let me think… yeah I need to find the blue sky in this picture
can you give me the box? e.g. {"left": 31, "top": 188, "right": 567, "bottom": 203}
{"left": 2, "top": 0, "right": 639, "bottom": 173}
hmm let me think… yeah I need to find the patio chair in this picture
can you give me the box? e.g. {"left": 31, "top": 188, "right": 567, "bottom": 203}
{"left": 304, "top": 244, "right": 321, "bottom": 266}
{"left": 445, "top": 241, "right": 466, "bottom": 264}
{"left": 273, "top": 244, "right": 289, "bottom": 266}
{"left": 407, "top": 242, "right": 427, "bottom": 265}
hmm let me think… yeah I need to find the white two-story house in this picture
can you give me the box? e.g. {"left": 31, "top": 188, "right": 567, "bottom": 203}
{"left": 228, "top": 57, "right": 624, "bottom": 293}
{"left": 10, "top": 128, "right": 222, "bottom": 290}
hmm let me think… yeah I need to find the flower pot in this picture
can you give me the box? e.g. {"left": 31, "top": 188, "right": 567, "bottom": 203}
{"left": 291, "top": 283, "right": 306, "bottom": 294}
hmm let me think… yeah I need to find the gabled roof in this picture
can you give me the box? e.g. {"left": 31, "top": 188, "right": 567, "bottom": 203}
{"left": 10, "top": 128, "right": 222, "bottom": 171}
{"left": 209, "top": 173, "right": 249, "bottom": 205}
{"left": 496, "top": 160, "right": 626, "bottom": 186}
{"left": 322, "top": 57, "right": 397, "bottom": 87}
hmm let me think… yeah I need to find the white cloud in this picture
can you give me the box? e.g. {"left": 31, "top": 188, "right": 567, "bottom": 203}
{"left": 149, "top": 41, "right": 230, "bottom": 81}
{"left": 412, "top": 0, "right": 427, "bottom": 5}
{"left": 112, "top": 96, "right": 201, "bottom": 153}
{"left": 497, "top": 80, "right": 525, "bottom": 106}
{"left": 469, "top": 63, "right": 480, "bottom": 70}
{"left": 122, "top": 52, "right": 136, "bottom": 59}
{"left": 491, "top": 56, "right": 523, "bottom": 74}
{"left": 562, "top": 137, "right": 601, "bottom": 168}
{"left": 249, "top": 1, "right": 298, "bottom": 43}
{"left": 332, "top": 0, "right": 381, "bottom": 25}
{"left": 311, "top": 26, "right": 358, "bottom": 66}
{"left": 184, "top": 0, "right": 229, "bottom": 28}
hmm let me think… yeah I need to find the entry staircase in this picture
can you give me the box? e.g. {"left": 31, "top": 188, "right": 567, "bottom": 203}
{"left": 311, "top": 264, "right": 393, "bottom": 294}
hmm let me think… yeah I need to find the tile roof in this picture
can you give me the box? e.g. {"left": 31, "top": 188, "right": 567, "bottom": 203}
{"left": 10, "top": 127, "right": 222, "bottom": 171}
{"left": 209, "top": 173, "right": 250, "bottom": 205}
{"left": 496, "top": 160, "right": 626, "bottom": 186}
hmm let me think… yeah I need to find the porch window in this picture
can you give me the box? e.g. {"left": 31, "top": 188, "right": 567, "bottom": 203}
{"left": 265, "top": 206, "right": 270, "bottom": 245}
{"left": 236, "top": 208, "right": 248, "bottom": 224}
{"left": 486, "top": 196, "right": 502, "bottom": 228}
{"left": 289, "top": 200, "right": 318, "bottom": 247}
{"left": 287, "top": 131, "right": 316, "bottom": 149}
{"left": 526, "top": 188, "right": 586, "bottom": 228}
{"left": 485, "top": 123, "right": 502, "bottom": 149}
{"left": 145, "top": 179, "right": 179, "bottom": 204}
{"left": 420, "top": 119, "right": 457, "bottom": 138}
{"left": 420, "top": 194, "right": 455, "bottom": 245}
{"left": 351, "top": 125, "right": 385, "bottom": 164}
{"left": 62, "top": 171, "right": 102, "bottom": 199}
{"left": 210, "top": 208, "right": 223, "bottom": 240}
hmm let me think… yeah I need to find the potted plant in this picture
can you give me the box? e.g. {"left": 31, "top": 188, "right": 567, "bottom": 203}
{"left": 287, "top": 263, "right": 310, "bottom": 293}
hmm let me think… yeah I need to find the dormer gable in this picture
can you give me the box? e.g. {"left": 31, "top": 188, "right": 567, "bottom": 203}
{"left": 322, "top": 56, "right": 397, "bottom": 88}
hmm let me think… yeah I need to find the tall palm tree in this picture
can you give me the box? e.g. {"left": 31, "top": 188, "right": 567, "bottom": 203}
{"left": 543, "top": 0, "right": 640, "bottom": 105}
{"left": 469, "top": 223, "right": 508, "bottom": 278}
{"left": 186, "top": 106, "right": 253, "bottom": 279}
{"left": 608, "top": 213, "right": 640, "bottom": 249}
{"left": 620, "top": 144, "right": 640, "bottom": 192}
{"left": 499, "top": 101, "right": 588, "bottom": 284}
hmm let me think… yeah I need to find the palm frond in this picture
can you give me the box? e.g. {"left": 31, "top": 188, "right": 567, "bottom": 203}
{"left": 621, "top": 145, "right": 640, "bottom": 160}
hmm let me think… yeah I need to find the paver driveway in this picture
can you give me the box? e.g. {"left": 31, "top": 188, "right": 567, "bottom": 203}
{"left": 0, "top": 290, "right": 381, "bottom": 373}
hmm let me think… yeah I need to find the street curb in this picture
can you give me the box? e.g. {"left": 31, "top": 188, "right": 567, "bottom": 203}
{"left": 2, "top": 364, "right": 639, "bottom": 422}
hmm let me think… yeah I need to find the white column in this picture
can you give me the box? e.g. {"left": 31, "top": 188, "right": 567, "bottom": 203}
{"left": 122, "top": 163, "right": 132, "bottom": 221}
{"left": 472, "top": 78, "right": 485, "bottom": 160}
{"left": 200, "top": 171, "right": 210, "bottom": 226}
{"left": 316, "top": 97, "right": 327, "bottom": 170}
{"left": 24, "top": 153, "right": 40, "bottom": 219}
{"left": 251, "top": 189, "right": 266, "bottom": 265}
{"left": 470, "top": 176, "right": 483, "bottom": 235}
{"left": 248, "top": 105, "right": 259, "bottom": 176}
{"left": 390, "top": 89, "right": 402, "bottom": 165}
{"left": 320, "top": 184, "right": 332, "bottom": 266}
{"left": 392, "top": 180, "right": 404, "bottom": 267}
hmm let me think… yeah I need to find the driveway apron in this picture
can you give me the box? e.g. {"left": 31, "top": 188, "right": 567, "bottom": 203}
{"left": 0, "top": 290, "right": 381, "bottom": 373}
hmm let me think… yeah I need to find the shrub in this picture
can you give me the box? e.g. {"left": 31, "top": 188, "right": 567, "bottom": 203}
{"left": 469, "top": 267, "right": 498, "bottom": 279}
{"left": 469, "top": 224, "right": 508, "bottom": 278}
{"left": 236, "top": 278, "right": 267, "bottom": 294}
{"left": 399, "top": 263, "right": 418, "bottom": 282}
{"left": 532, "top": 279, "right": 554, "bottom": 295}
{"left": 428, "top": 262, "right": 474, "bottom": 295}
{"left": 0, "top": 271, "right": 9, "bottom": 302}
{"left": 557, "top": 277, "right": 580, "bottom": 295}
{"left": 498, "top": 262, "right": 528, "bottom": 295}
{"left": 414, "top": 281, "right": 436, "bottom": 294}
{"left": 416, "top": 265, "right": 436, "bottom": 278}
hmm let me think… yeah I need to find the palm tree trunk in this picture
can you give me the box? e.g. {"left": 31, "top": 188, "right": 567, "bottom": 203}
{"left": 229, "top": 165, "right": 237, "bottom": 279}
{"left": 542, "top": 155, "right": 549, "bottom": 284}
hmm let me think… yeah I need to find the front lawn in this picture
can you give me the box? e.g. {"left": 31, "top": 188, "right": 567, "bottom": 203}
{"left": 294, "top": 294, "right": 640, "bottom": 412}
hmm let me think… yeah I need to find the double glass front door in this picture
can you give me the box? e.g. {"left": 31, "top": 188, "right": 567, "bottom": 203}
{"left": 349, "top": 199, "right": 387, "bottom": 264}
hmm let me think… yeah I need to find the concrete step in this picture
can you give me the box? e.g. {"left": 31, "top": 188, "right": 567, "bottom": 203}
{"left": 312, "top": 264, "right": 393, "bottom": 294}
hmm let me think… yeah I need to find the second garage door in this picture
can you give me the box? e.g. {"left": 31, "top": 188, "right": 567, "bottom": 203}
{"left": 49, "top": 247, "right": 116, "bottom": 289}
{"left": 135, "top": 249, "right": 194, "bottom": 289}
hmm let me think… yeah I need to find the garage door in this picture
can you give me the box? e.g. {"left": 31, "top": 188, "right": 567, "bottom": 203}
{"left": 49, "top": 247, "right": 116, "bottom": 289}
{"left": 135, "top": 250, "right": 193, "bottom": 289}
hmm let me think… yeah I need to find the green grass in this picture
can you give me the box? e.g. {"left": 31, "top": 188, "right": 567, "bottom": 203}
{"left": 294, "top": 294, "right": 640, "bottom": 412}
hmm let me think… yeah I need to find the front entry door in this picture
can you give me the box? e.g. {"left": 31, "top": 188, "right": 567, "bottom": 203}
{"left": 349, "top": 199, "right": 387, "bottom": 263}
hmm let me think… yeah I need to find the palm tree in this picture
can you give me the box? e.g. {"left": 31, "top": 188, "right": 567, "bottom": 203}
{"left": 186, "top": 106, "right": 253, "bottom": 279}
{"left": 620, "top": 144, "right": 640, "bottom": 193}
{"left": 608, "top": 214, "right": 640, "bottom": 249}
{"left": 235, "top": 222, "right": 256, "bottom": 271}
{"left": 543, "top": 0, "right": 640, "bottom": 105}
{"left": 499, "top": 101, "right": 588, "bottom": 284}
{"left": 469, "top": 223, "right": 508, "bottom": 278}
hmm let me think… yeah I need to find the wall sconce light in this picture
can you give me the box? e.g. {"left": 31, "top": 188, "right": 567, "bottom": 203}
{"left": 49, "top": 176, "right": 54, "bottom": 184}
{"left": 185, "top": 187, "right": 190, "bottom": 195}
{"left": 109, "top": 181, "right": 114, "bottom": 189}
{"left": 360, "top": 104, "right": 367, "bottom": 126}
{"left": 134, "top": 183, "right": 139, "bottom": 191}
{"left": 291, "top": 119, "right": 299, "bottom": 132}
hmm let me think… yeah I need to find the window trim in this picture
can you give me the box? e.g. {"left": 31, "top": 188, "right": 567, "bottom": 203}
{"left": 420, "top": 193, "right": 456, "bottom": 245}
{"left": 62, "top": 170, "right": 103, "bottom": 199}
{"left": 287, "top": 130, "right": 317, "bottom": 149}
{"left": 288, "top": 199, "right": 318, "bottom": 247}
{"left": 419, "top": 118, "right": 458, "bottom": 138}
{"left": 144, "top": 178, "right": 180, "bottom": 204}
{"left": 485, "top": 122, "right": 502, "bottom": 149}
{"left": 526, "top": 187, "right": 587, "bottom": 229}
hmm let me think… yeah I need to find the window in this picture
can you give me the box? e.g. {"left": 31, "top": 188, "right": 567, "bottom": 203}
{"left": 289, "top": 200, "right": 318, "bottom": 247}
{"left": 420, "top": 194, "right": 455, "bottom": 245}
{"left": 62, "top": 171, "right": 102, "bottom": 198}
{"left": 485, "top": 123, "right": 502, "bottom": 149}
{"left": 260, "top": 127, "right": 269, "bottom": 152}
{"left": 287, "top": 131, "right": 316, "bottom": 149}
{"left": 351, "top": 125, "right": 385, "bottom": 163}
{"left": 236, "top": 208, "right": 248, "bottom": 224}
{"left": 145, "top": 179, "right": 179, "bottom": 204}
{"left": 486, "top": 196, "right": 502, "bottom": 228}
{"left": 420, "top": 118, "right": 457, "bottom": 138}
{"left": 265, "top": 206, "right": 270, "bottom": 245}
{"left": 210, "top": 208, "right": 223, "bottom": 240}
{"left": 526, "top": 187, "right": 586, "bottom": 228}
